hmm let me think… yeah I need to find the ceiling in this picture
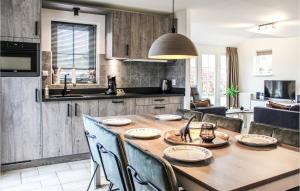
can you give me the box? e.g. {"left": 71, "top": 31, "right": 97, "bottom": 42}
{"left": 47, "top": 0, "right": 300, "bottom": 45}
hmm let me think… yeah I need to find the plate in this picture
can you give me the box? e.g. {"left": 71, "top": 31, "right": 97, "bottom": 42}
{"left": 164, "top": 129, "right": 229, "bottom": 148}
{"left": 235, "top": 134, "right": 277, "bottom": 147}
{"left": 102, "top": 118, "right": 132, "bottom": 126}
{"left": 163, "top": 146, "right": 213, "bottom": 162}
{"left": 155, "top": 114, "right": 182, "bottom": 121}
{"left": 187, "top": 122, "right": 203, "bottom": 129}
{"left": 125, "top": 128, "right": 161, "bottom": 139}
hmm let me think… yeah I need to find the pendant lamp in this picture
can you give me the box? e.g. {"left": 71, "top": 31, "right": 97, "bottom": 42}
{"left": 148, "top": 0, "right": 198, "bottom": 60}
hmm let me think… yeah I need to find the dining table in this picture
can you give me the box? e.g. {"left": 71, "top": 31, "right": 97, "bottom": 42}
{"left": 91, "top": 114, "right": 300, "bottom": 191}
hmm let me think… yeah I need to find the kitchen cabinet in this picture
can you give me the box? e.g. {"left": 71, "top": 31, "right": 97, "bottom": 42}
{"left": 0, "top": 0, "right": 41, "bottom": 42}
{"left": 42, "top": 100, "right": 99, "bottom": 158}
{"left": 1, "top": 77, "right": 41, "bottom": 164}
{"left": 135, "top": 96, "right": 183, "bottom": 115}
{"left": 153, "top": 15, "right": 172, "bottom": 41}
{"left": 72, "top": 100, "right": 99, "bottom": 154}
{"left": 106, "top": 11, "right": 131, "bottom": 59}
{"left": 99, "top": 98, "right": 136, "bottom": 116}
{"left": 106, "top": 10, "right": 172, "bottom": 59}
{"left": 130, "top": 13, "right": 154, "bottom": 59}
{"left": 42, "top": 101, "right": 72, "bottom": 158}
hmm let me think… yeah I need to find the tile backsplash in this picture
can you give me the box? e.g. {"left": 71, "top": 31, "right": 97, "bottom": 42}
{"left": 42, "top": 52, "right": 185, "bottom": 89}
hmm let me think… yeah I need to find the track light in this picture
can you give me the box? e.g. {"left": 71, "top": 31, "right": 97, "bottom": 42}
{"left": 73, "top": 7, "right": 80, "bottom": 16}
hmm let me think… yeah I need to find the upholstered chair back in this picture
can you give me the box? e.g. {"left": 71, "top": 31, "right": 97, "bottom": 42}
{"left": 124, "top": 140, "right": 179, "bottom": 191}
{"left": 249, "top": 122, "right": 299, "bottom": 148}
{"left": 83, "top": 115, "right": 132, "bottom": 191}
{"left": 176, "top": 109, "right": 203, "bottom": 122}
{"left": 202, "top": 114, "right": 243, "bottom": 133}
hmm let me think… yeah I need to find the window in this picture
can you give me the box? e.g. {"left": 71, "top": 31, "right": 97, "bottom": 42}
{"left": 51, "top": 21, "right": 97, "bottom": 84}
{"left": 253, "top": 50, "right": 272, "bottom": 76}
{"left": 191, "top": 54, "right": 227, "bottom": 106}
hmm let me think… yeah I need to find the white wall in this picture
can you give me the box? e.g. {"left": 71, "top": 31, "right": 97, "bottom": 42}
{"left": 238, "top": 37, "right": 300, "bottom": 96}
{"left": 41, "top": 8, "right": 106, "bottom": 54}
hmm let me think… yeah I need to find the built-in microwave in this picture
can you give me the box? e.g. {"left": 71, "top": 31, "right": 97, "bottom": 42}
{"left": 0, "top": 41, "right": 40, "bottom": 77}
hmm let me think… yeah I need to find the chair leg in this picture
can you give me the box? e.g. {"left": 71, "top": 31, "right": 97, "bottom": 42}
{"left": 87, "top": 164, "right": 99, "bottom": 191}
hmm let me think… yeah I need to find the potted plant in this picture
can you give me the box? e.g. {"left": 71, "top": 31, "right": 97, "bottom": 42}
{"left": 226, "top": 86, "right": 239, "bottom": 108}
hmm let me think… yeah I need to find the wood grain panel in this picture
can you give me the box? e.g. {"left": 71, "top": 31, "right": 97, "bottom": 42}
{"left": 42, "top": 101, "right": 72, "bottom": 158}
{"left": 130, "top": 13, "right": 154, "bottom": 59}
{"left": 72, "top": 100, "right": 99, "bottom": 154}
{"left": 1, "top": 78, "right": 41, "bottom": 163}
{"left": 0, "top": 0, "right": 40, "bottom": 40}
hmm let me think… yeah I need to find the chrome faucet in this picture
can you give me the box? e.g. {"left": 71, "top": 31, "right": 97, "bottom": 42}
{"left": 62, "top": 74, "right": 71, "bottom": 96}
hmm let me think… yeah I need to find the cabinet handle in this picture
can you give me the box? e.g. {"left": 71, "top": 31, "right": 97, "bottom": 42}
{"left": 35, "top": 21, "right": 39, "bottom": 36}
{"left": 112, "top": 100, "right": 124, "bottom": 104}
{"left": 126, "top": 44, "right": 129, "bottom": 56}
{"left": 74, "top": 103, "right": 78, "bottom": 116}
{"left": 154, "top": 98, "right": 165, "bottom": 102}
{"left": 67, "top": 104, "right": 71, "bottom": 117}
{"left": 154, "top": 106, "right": 165, "bottom": 109}
{"left": 35, "top": 89, "right": 39, "bottom": 102}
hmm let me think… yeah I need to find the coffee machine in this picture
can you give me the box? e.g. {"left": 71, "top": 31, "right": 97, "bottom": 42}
{"left": 105, "top": 75, "right": 117, "bottom": 95}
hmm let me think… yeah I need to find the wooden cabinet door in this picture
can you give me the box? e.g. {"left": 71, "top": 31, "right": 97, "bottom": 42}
{"left": 99, "top": 98, "right": 136, "bottom": 116}
{"left": 1, "top": 0, "right": 40, "bottom": 41}
{"left": 153, "top": 15, "right": 172, "bottom": 41}
{"left": 42, "top": 101, "right": 72, "bottom": 158}
{"left": 1, "top": 77, "right": 41, "bottom": 164}
{"left": 72, "top": 100, "right": 99, "bottom": 154}
{"left": 111, "top": 11, "right": 131, "bottom": 58}
{"left": 130, "top": 13, "right": 154, "bottom": 59}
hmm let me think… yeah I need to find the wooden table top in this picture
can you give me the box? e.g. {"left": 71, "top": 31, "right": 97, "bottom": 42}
{"left": 96, "top": 115, "right": 300, "bottom": 191}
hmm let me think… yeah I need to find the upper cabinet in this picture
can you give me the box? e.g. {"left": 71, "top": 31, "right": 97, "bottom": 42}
{"left": 130, "top": 13, "right": 154, "bottom": 59}
{"left": 106, "top": 11, "right": 131, "bottom": 59}
{"left": 0, "top": 0, "right": 41, "bottom": 42}
{"left": 106, "top": 11, "right": 173, "bottom": 59}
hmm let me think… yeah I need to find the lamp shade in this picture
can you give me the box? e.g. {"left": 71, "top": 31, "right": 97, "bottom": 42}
{"left": 148, "top": 33, "right": 198, "bottom": 60}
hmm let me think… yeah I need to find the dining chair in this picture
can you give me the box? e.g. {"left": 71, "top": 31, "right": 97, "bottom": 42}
{"left": 124, "top": 140, "right": 181, "bottom": 191}
{"left": 249, "top": 122, "right": 299, "bottom": 148}
{"left": 176, "top": 109, "right": 203, "bottom": 121}
{"left": 83, "top": 115, "right": 132, "bottom": 191}
{"left": 202, "top": 113, "right": 243, "bottom": 133}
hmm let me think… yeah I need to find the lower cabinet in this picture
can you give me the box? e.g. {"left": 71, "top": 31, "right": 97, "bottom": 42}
{"left": 41, "top": 96, "right": 183, "bottom": 158}
{"left": 99, "top": 98, "right": 136, "bottom": 116}
{"left": 72, "top": 100, "right": 98, "bottom": 154}
{"left": 42, "top": 101, "right": 72, "bottom": 158}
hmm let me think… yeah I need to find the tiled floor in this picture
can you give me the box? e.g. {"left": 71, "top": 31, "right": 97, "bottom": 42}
{"left": 0, "top": 160, "right": 109, "bottom": 191}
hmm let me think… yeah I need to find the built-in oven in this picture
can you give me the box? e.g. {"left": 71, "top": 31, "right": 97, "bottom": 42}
{"left": 0, "top": 41, "right": 40, "bottom": 77}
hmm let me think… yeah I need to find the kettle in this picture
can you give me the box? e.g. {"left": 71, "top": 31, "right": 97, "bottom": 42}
{"left": 161, "top": 80, "right": 172, "bottom": 93}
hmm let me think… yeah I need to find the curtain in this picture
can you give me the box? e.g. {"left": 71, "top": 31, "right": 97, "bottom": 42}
{"left": 226, "top": 47, "right": 239, "bottom": 108}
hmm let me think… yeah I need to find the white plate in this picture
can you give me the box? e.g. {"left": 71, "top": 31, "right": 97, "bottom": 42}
{"left": 102, "top": 118, "right": 132, "bottom": 126}
{"left": 155, "top": 114, "right": 182, "bottom": 121}
{"left": 125, "top": 128, "right": 161, "bottom": 139}
{"left": 163, "top": 146, "right": 213, "bottom": 162}
{"left": 235, "top": 134, "right": 277, "bottom": 147}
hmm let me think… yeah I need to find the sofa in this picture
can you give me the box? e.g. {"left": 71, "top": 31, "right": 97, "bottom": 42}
{"left": 254, "top": 107, "right": 300, "bottom": 130}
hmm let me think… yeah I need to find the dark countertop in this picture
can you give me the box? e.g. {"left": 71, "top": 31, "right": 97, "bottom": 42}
{"left": 42, "top": 87, "right": 185, "bottom": 102}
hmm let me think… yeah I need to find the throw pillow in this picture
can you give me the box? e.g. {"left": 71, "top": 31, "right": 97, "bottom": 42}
{"left": 192, "top": 99, "right": 210, "bottom": 107}
{"left": 268, "top": 101, "right": 291, "bottom": 110}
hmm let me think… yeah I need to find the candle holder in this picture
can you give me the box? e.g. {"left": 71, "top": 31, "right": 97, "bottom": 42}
{"left": 200, "top": 122, "right": 217, "bottom": 143}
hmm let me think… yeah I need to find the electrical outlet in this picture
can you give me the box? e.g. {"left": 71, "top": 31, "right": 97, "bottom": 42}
{"left": 172, "top": 79, "right": 176, "bottom": 86}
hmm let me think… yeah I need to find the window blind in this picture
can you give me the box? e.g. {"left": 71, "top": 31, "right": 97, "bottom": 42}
{"left": 51, "top": 21, "right": 96, "bottom": 70}
{"left": 256, "top": 50, "right": 272, "bottom": 56}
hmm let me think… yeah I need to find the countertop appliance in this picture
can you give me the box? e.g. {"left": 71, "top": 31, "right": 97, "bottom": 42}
{"left": 105, "top": 75, "right": 117, "bottom": 95}
{"left": 161, "top": 79, "right": 172, "bottom": 93}
{"left": 0, "top": 41, "right": 40, "bottom": 77}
